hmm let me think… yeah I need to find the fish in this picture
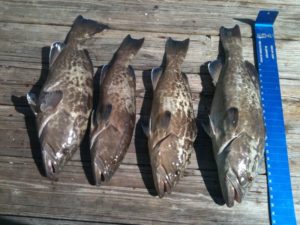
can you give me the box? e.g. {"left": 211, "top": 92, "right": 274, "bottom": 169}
{"left": 90, "top": 35, "right": 144, "bottom": 185}
{"left": 203, "top": 25, "right": 265, "bottom": 207}
{"left": 143, "top": 38, "right": 197, "bottom": 197}
{"left": 27, "top": 15, "right": 108, "bottom": 180}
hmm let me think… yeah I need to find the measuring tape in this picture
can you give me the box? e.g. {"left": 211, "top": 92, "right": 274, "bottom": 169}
{"left": 255, "top": 10, "right": 297, "bottom": 225}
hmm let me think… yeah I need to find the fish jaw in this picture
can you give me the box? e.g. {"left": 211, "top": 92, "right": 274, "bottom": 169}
{"left": 90, "top": 124, "right": 132, "bottom": 185}
{"left": 150, "top": 134, "right": 192, "bottom": 197}
{"left": 220, "top": 168, "right": 245, "bottom": 207}
{"left": 154, "top": 165, "right": 175, "bottom": 198}
{"left": 92, "top": 154, "right": 115, "bottom": 186}
{"left": 42, "top": 143, "right": 65, "bottom": 181}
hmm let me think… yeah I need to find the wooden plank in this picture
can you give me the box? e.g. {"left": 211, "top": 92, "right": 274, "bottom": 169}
{"left": 0, "top": 155, "right": 270, "bottom": 225}
{"left": 0, "top": 215, "right": 118, "bottom": 225}
{"left": 0, "top": 0, "right": 299, "bottom": 40}
{"left": 0, "top": 24, "right": 299, "bottom": 79}
{"left": 0, "top": 1, "right": 299, "bottom": 224}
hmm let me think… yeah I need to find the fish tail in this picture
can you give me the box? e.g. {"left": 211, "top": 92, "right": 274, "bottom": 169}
{"left": 66, "top": 15, "right": 109, "bottom": 44}
{"left": 220, "top": 25, "right": 242, "bottom": 51}
{"left": 114, "top": 34, "right": 144, "bottom": 62}
{"left": 164, "top": 37, "right": 190, "bottom": 65}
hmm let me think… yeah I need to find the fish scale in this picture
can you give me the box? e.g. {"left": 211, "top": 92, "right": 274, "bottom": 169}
{"left": 254, "top": 10, "right": 297, "bottom": 225}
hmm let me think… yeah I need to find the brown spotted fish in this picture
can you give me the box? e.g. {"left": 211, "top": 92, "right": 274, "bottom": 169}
{"left": 204, "top": 25, "right": 265, "bottom": 207}
{"left": 27, "top": 15, "right": 108, "bottom": 180}
{"left": 143, "top": 38, "right": 197, "bottom": 197}
{"left": 90, "top": 35, "right": 144, "bottom": 185}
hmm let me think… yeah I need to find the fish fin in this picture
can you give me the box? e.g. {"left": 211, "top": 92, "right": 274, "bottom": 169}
{"left": 114, "top": 35, "right": 144, "bottom": 63}
{"left": 26, "top": 92, "right": 38, "bottom": 115}
{"left": 224, "top": 107, "right": 239, "bottom": 130}
{"left": 157, "top": 111, "right": 171, "bottom": 130}
{"left": 66, "top": 15, "right": 109, "bottom": 44}
{"left": 151, "top": 67, "right": 163, "bottom": 90}
{"left": 244, "top": 60, "right": 259, "bottom": 89}
{"left": 165, "top": 38, "right": 189, "bottom": 64}
{"left": 39, "top": 90, "right": 63, "bottom": 112}
{"left": 220, "top": 25, "right": 242, "bottom": 51}
{"left": 100, "top": 104, "right": 112, "bottom": 123}
{"left": 49, "top": 42, "right": 65, "bottom": 67}
{"left": 201, "top": 115, "right": 216, "bottom": 137}
{"left": 142, "top": 122, "right": 150, "bottom": 137}
{"left": 90, "top": 110, "right": 96, "bottom": 131}
{"left": 100, "top": 64, "right": 110, "bottom": 86}
{"left": 208, "top": 59, "right": 222, "bottom": 86}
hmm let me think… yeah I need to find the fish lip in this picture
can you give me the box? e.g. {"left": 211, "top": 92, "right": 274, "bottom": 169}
{"left": 154, "top": 164, "right": 177, "bottom": 198}
{"left": 92, "top": 155, "right": 114, "bottom": 186}
{"left": 223, "top": 172, "right": 244, "bottom": 207}
{"left": 42, "top": 147, "right": 59, "bottom": 181}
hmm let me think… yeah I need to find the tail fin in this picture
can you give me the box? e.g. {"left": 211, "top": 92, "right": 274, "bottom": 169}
{"left": 114, "top": 34, "right": 144, "bottom": 63}
{"left": 164, "top": 38, "right": 189, "bottom": 65}
{"left": 220, "top": 25, "right": 242, "bottom": 51}
{"left": 66, "top": 15, "right": 109, "bottom": 44}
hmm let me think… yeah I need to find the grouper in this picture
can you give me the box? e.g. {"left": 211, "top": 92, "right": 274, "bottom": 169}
{"left": 90, "top": 35, "right": 144, "bottom": 185}
{"left": 27, "top": 15, "right": 108, "bottom": 180}
{"left": 204, "top": 25, "right": 265, "bottom": 207}
{"left": 144, "top": 38, "right": 197, "bottom": 197}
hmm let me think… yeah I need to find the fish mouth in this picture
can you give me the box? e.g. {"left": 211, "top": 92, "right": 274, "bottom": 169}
{"left": 222, "top": 171, "right": 244, "bottom": 207}
{"left": 154, "top": 164, "right": 178, "bottom": 198}
{"left": 92, "top": 155, "right": 114, "bottom": 186}
{"left": 42, "top": 144, "right": 60, "bottom": 181}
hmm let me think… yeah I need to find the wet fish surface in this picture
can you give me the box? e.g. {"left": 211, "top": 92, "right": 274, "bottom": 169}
{"left": 204, "top": 25, "right": 265, "bottom": 207}
{"left": 144, "top": 38, "right": 197, "bottom": 197}
{"left": 27, "top": 15, "right": 108, "bottom": 180}
{"left": 90, "top": 35, "right": 144, "bottom": 185}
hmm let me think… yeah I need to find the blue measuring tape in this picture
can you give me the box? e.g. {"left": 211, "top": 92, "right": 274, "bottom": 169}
{"left": 255, "top": 10, "right": 297, "bottom": 225}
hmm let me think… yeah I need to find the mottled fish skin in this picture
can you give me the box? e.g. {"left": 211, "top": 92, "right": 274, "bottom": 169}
{"left": 90, "top": 35, "right": 144, "bottom": 185}
{"left": 147, "top": 38, "right": 197, "bottom": 197}
{"left": 206, "top": 25, "right": 265, "bottom": 207}
{"left": 27, "top": 15, "right": 108, "bottom": 180}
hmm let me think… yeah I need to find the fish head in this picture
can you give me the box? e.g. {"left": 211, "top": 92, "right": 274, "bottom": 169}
{"left": 219, "top": 25, "right": 242, "bottom": 53}
{"left": 216, "top": 132, "right": 260, "bottom": 207}
{"left": 150, "top": 134, "right": 189, "bottom": 197}
{"left": 90, "top": 124, "right": 127, "bottom": 186}
{"left": 39, "top": 112, "right": 79, "bottom": 180}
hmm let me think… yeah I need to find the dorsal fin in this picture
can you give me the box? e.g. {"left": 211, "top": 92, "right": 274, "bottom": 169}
{"left": 244, "top": 60, "right": 259, "bottom": 90}
{"left": 201, "top": 115, "right": 216, "bottom": 138}
{"left": 100, "top": 65, "right": 110, "bottom": 86}
{"left": 151, "top": 67, "right": 163, "bottom": 90}
{"left": 26, "top": 92, "right": 38, "bottom": 115}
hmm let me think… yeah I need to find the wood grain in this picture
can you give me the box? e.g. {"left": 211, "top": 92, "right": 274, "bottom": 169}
{"left": 0, "top": 1, "right": 299, "bottom": 224}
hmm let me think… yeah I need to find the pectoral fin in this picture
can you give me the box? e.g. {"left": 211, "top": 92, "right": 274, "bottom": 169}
{"left": 39, "top": 90, "right": 63, "bottom": 112}
{"left": 157, "top": 111, "right": 171, "bottom": 130}
{"left": 224, "top": 107, "right": 239, "bottom": 131}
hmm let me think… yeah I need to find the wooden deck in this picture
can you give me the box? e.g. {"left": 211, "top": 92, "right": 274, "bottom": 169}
{"left": 0, "top": 1, "right": 299, "bottom": 224}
